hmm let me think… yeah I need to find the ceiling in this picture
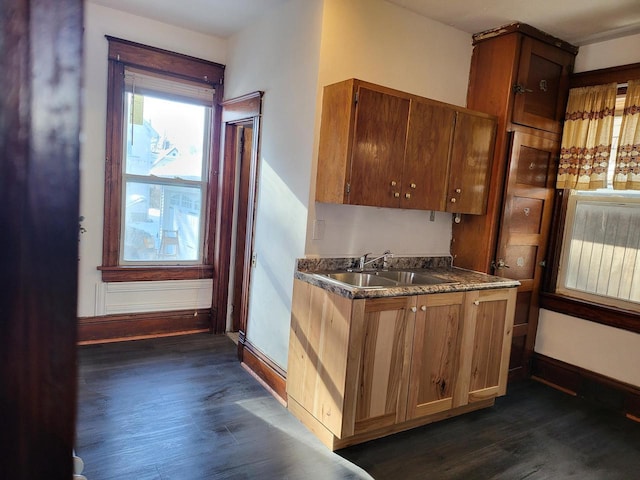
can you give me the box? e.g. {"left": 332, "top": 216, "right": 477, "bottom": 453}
{"left": 90, "top": 0, "right": 640, "bottom": 46}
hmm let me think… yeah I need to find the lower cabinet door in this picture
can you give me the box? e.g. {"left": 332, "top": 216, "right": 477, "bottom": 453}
{"left": 456, "top": 288, "right": 517, "bottom": 405}
{"left": 406, "top": 292, "right": 465, "bottom": 419}
{"left": 343, "top": 296, "right": 415, "bottom": 436}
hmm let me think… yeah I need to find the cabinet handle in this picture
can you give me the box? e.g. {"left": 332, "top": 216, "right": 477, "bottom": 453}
{"left": 391, "top": 180, "right": 397, "bottom": 186}
{"left": 473, "top": 300, "right": 480, "bottom": 306}
{"left": 394, "top": 192, "right": 400, "bottom": 198}
{"left": 410, "top": 183, "right": 417, "bottom": 189}
{"left": 455, "top": 188, "right": 461, "bottom": 193}
{"left": 450, "top": 197, "right": 457, "bottom": 203}
{"left": 411, "top": 306, "right": 417, "bottom": 313}
{"left": 513, "top": 83, "right": 533, "bottom": 95}
{"left": 420, "top": 305, "right": 427, "bottom": 311}
{"left": 405, "top": 193, "right": 411, "bottom": 199}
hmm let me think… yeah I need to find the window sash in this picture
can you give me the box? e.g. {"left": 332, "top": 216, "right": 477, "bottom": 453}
{"left": 119, "top": 87, "right": 212, "bottom": 266}
{"left": 558, "top": 191, "right": 640, "bottom": 311}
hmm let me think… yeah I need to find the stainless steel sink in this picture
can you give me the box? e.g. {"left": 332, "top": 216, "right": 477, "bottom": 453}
{"left": 320, "top": 270, "right": 457, "bottom": 288}
{"left": 376, "top": 270, "right": 451, "bottom": 285}
{"left": 324, "top": 271, "right": 398, "bottom": 287}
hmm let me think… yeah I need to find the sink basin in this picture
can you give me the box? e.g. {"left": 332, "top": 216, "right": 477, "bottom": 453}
{"left": 376, "top": 270, "right": 452, "bottom": 285}
{"left": 324, "top": 272, "right": 398, "bottom": 287}
{"left": 320, "top": 270, "right": 458, "bottom": 288}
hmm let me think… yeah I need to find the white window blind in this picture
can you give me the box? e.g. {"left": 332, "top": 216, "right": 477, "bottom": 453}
{"left": 124, "top": 69, "right": 215, "bottom": 105}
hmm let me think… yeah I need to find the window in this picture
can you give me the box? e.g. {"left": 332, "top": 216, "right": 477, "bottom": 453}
{"left": 558, "top": 191, "right": 640, "bottom": 310}
{"left": 556, "top": 92, "right": 640, "bottom": 311}
{"left": 100, "top": 37, "right": 224, "bottom": 281}
{"left": 543, "top": 64, "right": 640, "bottom": 333}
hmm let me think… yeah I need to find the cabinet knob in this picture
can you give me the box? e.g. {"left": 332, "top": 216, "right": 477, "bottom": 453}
{"left": 410, "top": 183, "right": 417, "bottom": 189}
{"left": 420, "top": 305, "right": 427, "bottom": 311}
{"left": 405, "top": 193, "right": 411, "bottom": 199}
{"left": 473, "top": 300, "right": 480, "bottom": 306}
{"left": 455, "top": 188, "right": 461, "bottom": 194}
{"left": 411, "top": 306, "right": 417, "bottom": 313}
{"left": 391, "top": 180, "right": 397, "bottom": 186}
{"left": 450, "top": 197, "right": 456, "bottom": 203}
{"left": 394, "top": 192, "right": 400, "bottom": 198}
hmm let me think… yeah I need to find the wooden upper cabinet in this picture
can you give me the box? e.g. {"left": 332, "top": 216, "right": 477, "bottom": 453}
{"left": 511, "top": 36, "right": 575, "bottom": 133}
{"left": 447, "top": 112, "right": 497, "bottom": 214}
{"left": 350, "top": 87, "right": 410, "bottom": 208}
{"left": 403, "top": 101, "right": 455, "bottom": 211}
{"left": 315, "top": 79, "right": 497, "bottom": 214}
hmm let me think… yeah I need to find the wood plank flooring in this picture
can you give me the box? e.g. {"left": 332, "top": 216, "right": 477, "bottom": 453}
{"left": 76, "top": 333, "right": 640, "bottom": 479}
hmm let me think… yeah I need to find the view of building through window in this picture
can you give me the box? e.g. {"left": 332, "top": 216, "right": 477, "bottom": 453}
{"left": 121, "top": 93, "right": 210, "bottom": 263}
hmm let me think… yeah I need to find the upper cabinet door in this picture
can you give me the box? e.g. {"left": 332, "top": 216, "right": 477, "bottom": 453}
{"left": 512, "top": 36, "right": 575, "bottom": 133}
{"left": 403, "top": 100, "right": 455, "bottom": 211}
{"left": 349, "top": 87, "right": 410, "bottom": 208}
{"left": 447, "top": 112, "right": 496, "bottom": 214}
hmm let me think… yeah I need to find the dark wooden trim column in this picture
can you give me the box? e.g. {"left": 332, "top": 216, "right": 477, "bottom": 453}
{"left": 0, "top": 0, "right": 83, "bottom": 477}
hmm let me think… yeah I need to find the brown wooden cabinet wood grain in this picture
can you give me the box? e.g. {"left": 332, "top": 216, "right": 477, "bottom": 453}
{"left": 315, "top": 79, "right": 496, "bottom": 214}
{"left": 287, "top": 280, "right": 516, "bottom": 448}
{"left": 512, "top": 36, "right": 575, "bottom": 134}
{"left": 452, "top": 23, "right": 576, "bottom": 379}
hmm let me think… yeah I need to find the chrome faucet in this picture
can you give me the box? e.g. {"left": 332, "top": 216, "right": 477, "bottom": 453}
{"left": 359, "top": 250, "right": 393, "bottom": 271}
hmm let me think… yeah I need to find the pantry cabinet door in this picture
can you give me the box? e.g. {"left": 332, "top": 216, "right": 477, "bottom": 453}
{"left": 511, "top": 36, "right": 574, "bottom": 133}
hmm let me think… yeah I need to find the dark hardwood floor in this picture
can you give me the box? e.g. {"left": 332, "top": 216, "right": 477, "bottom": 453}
{"left": 76, "top": 333, "right": 640, "bottom": 479}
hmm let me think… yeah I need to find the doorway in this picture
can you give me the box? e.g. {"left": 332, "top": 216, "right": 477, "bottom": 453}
{"left": 213, "top": 92, "right": 262, "bottom": 343}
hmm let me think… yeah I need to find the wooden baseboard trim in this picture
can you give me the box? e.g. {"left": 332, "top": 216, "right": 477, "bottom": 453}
{"left": 78, "top": 309, "right": 212, "bottom": 344}
{"left": 531, "top": 353, "right": 640, "bottom": 419}
{"left": 238, "top": 337, "right": 287, "bottom": 403}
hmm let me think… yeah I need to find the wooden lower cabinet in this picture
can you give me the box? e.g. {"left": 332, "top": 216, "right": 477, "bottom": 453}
{"left": 287, "top": 279, "right": 516, "bottom": 450}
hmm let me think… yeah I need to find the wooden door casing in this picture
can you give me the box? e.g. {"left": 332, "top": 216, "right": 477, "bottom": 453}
{"left": 493, "top": 129, "right": 558, "bottom": 377}
{"left": 406, "top": 293, "right": 464, "bottom": 419}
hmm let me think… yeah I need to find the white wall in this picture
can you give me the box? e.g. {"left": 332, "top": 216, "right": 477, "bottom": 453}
{"left": 306, "top": 0, "right": 474, "bottom": 258}
{"left": 78, "top": 3, "right": 227, "bottom": 317}
{"left": 224, "top": 0, "right": 324, "bottom": 369}
{"left": 535, "top": 32, "right": 640, "bottom": 387}
{"left": 574, "top": 33, "right": 640, "bottom": 73}
{"left": 225, "top": 0, "right": 474, "bottom": 371}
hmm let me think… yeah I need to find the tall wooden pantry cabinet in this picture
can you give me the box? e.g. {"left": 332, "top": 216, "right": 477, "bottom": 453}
{"left": 451, "top": 23, "right": 577, "bottom": 379}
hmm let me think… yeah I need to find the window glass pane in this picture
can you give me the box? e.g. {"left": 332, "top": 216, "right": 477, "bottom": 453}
{"left": 124, "top": 93, "right": 207, "bottom": 181}
{"left": 122, "top": 182, "right": 203, "bottom": 263}
{"left": 559, "top": 193, "right": 640, "bottom": 309}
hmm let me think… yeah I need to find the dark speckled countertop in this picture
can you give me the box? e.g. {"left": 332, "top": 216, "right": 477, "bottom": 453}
{"left": 295, "top": 256, "right": 520, "bottom": 299}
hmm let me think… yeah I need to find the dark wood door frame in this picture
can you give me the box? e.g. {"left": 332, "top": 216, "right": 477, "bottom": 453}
{"left": 1, "top": 0, "right": 83, "bottom": 477}
{"left": 212, "top": 92, "right": 262, "bottom": 336}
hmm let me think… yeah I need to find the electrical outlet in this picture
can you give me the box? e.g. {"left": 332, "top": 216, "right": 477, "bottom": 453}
{"left": 312, "top": 219, "right": 325, "bottom": 240}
